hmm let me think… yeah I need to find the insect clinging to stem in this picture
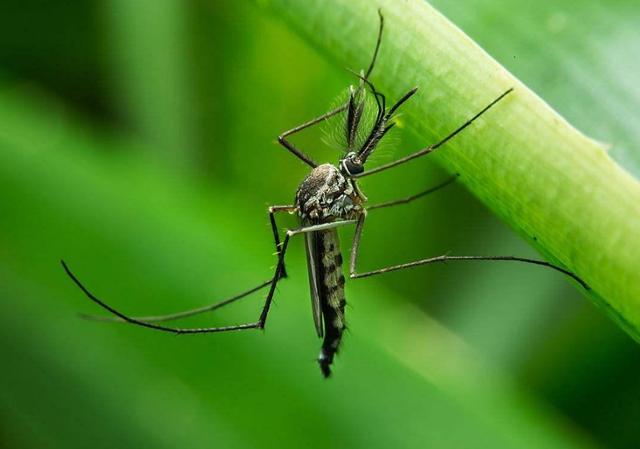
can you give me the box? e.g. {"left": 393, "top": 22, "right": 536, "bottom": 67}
{"left": 62, "top": 10, "right": 589, "bottom": 378}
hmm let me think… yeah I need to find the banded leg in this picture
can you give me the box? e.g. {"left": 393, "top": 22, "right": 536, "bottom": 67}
{"left": 354, "top": 88, "right": 514, "bottom": 178}
{"left": 62, "top": 220, "right": 357, "bottom": 335}
{"left": 269, "top": 205, "right": 297, "bottom": 278}
{"left": 257, "top": 219, "right": 357, "bottom": 326}
{"left": 348, "top": 215, "right": 589, "bottom": 290}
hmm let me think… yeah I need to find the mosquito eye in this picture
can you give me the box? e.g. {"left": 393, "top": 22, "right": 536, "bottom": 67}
{"left": 344, "top": 159, "right": 364, "bottom": 175}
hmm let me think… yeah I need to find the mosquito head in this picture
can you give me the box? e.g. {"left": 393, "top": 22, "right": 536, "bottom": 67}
{"left": 339, "top": 151, "right": 365, "bottom": 177}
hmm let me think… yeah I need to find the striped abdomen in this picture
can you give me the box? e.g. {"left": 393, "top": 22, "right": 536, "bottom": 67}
{"left": 317, "top": 229, "right": 346, "bottom": 377}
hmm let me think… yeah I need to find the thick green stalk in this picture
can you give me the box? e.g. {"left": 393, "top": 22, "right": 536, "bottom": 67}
{"left": 257, "top": 0, "right": 640, "bottom": 339}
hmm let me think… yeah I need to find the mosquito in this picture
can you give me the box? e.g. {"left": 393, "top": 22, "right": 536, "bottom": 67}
{"left": 62, "top": 11, "right": 588, "bottom": 377}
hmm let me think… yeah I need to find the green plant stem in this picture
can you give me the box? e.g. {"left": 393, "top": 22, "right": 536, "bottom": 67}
{"left": 255, "top": 0, "right": 640, "bottom": 339}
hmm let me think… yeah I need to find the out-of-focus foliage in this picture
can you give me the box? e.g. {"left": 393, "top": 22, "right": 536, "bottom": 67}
{"left": 0, "top": 1, "right": 638, "bottom": 449}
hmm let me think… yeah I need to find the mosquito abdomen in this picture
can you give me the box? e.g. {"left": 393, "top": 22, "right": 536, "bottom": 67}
{"left": 317, "top": 229, "right": 346, "bottom": 378}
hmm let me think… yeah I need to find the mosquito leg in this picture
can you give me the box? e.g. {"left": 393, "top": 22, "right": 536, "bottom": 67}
{"left": 252, "top": 219, "right": 358, "bottom": 329}
{"left": 62, "top": 220, "right": 357, "bottom": 334}
{"left": 79, "top": 278, "right": 274, "bottom": 324}
{"left": 62, "top": 259, "right": 266, "bottom": 334}
{"left": 349, "top": 214, "right": 367, "bottom": 279}
{"left": 364, "top": 9, "right": 384, "bottom": 79}
{"left": 79, "top": 205, "right": 299, "bottom": 324}
{"left": 348, "top": 215, "right": 589, "bottom": 289}
{"left": 268, "top": 205, "right": 297, "bottom": 278}
{"left": 367, "top": 175, "right": 457, "bottom": 211}
{"left": 277, "top": 11, "right": 384, "bottom": 167}
{"left": 354, "top": 88, "right": 514, "bottom": 178}
{"left": 278, "top": 104, "right": 348, "bottom": 168}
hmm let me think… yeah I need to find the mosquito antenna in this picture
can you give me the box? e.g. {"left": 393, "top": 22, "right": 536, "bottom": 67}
{"left": 360, "top": 90, "right": 388, "bottom": 159}
{"left": 346, "top": 71, "right": 397, "bottom": 162}
{"left": 359, "top": 87, "right": 420, "bottom": 162}
{"left": 355, "top": 88, "right": 515, "bottom": 177}
{"left": 364, "top": 10, "right": 384, "bottom": 80}
{"left": 346, "top": 86, "right": 365, "bottom": 150}
{"left": 380, "top": 121, "right": 395, "bottom": 137}
{"left": 360, "top": 121, "right": 395, "bottom": 162}
{"left": 347, "top": 70, "right": 385, "bottom": 113}
{"left": 346, "top": 69, "right": 386, "bottom": 131}
{"left": 385, "top": 87, "right": 418, "bottom": 118}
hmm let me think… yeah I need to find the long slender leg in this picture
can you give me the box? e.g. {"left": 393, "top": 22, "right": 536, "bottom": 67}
{"left": 79, "top": 205, "right": 299, "bottom": 324}
{"left": 364, "top": 9, "right": 384, "bottom": 79}
{"left": 348, "top": 215, "right": 589, "bottom": 289}
{"left": 276, "top": 11, "right": 384, "bottom": 167}
{"left": 278, "top": 105, "right": 347, "bottom": 168}
{"left": 63, "top": 260, "right": 267, "bottom": 334}
{"left": 354, "top": 88, "right": 514, "bottom": 178}
{"left": 79, "top": 278, "right": 273, "bottom": 324}
{"left": 367, "top": 175, "right": 457, "bottom": 211}
{"left": 257, "top": 219, "right": 357, "bottom": 326}
{"left": 62, "top": 220, "right": 357, "bottom": 335}
{"left": 269, "top": 205, "right": 297, "bottom": 278}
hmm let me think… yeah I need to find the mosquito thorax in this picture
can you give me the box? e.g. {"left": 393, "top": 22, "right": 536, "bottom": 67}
{"left": 295, "top": 163, "right": 365, "bottom": 222}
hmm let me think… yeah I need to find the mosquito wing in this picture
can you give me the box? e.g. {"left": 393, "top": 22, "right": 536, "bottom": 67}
{"left": 304, "top": 230, "right": 324, "bottom": 337}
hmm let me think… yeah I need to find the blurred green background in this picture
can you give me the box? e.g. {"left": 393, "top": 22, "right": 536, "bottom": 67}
{"left": 1, "top": 1, "right": 639, "bottom": 448}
